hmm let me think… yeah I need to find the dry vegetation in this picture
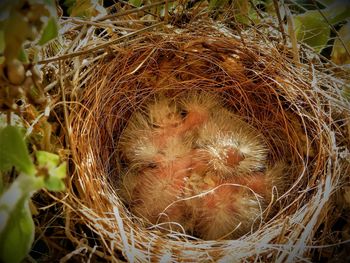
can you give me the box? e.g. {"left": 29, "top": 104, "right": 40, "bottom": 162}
{"left": 27, "top": 1, "right": 350, "bottom": 262}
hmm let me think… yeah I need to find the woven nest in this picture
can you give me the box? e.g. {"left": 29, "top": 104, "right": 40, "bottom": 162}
{"left": 58, "top": 21, "right": 350, "bottom": 262}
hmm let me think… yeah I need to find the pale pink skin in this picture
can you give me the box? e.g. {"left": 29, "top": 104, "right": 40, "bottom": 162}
{"left": 128, "top": 107, "right": 211, "bottom": 227}
{"left": 185, "top": 149, "right": 268, "bottom": 239}
{"left": 150, "top": 106, "right": 209, "bottom": 148}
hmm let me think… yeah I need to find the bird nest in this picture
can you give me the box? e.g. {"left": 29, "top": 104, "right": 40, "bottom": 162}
{"left": 55, "top": 21, "right": 350, "bottom": 262}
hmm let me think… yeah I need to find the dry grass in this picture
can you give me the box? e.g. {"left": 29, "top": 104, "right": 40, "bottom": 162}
{"left": 37, "top": 6, "right": 350, "bottom": 262}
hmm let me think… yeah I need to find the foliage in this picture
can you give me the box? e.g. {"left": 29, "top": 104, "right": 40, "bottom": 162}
{"left": 0, "top": 1, "right": 64, "bottom": 262}
{"left": 0, "top": 0, "right": 348, "bottom": 261}
{"left": 0, "top": 0, "right": 58, "bottom": 61}
{"left": 293, "top": 10, "right": 331, "bottom": 53}
{"left": 331, "top": 21, "right": 350, "bottom": 64}
{"left": 64, "top": 0, "right": 106, "bottom": 18}
{"left": 0, "top": 126, "right": 66, "bottom": 263}
{"left": 129, "top": 0, "right": 143, "bottom": 8}
{"left": 293, "top": 0, "right": 350, "bottom": 57}
{"left": 205, "top": 0, "right": 350, "bottom": 64}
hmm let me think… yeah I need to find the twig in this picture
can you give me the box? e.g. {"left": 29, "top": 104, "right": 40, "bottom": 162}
{"left": 58, "top": 60, "right": 71, "bottom": 150}
{"left": 285, "top": 4, "right": 300, "bottom": 66}
{"left": 38, "top": 22, "right": 164, "bottom": 64}
{"left": 98, "top": 1, "right": 168, "bottom": 21}
{"left": 6, "top": 111, "right": 11, "bottom": 125}
{"left": 70, "top": 18, "right": 117, "bottom": 29}
{"left": 164, "top": 0, "right": 169, "bottom": 22}
{"left": 117, "top": 0, "right": 160, "bottom": 19}
{"left": 273, "top": 0, "right": 287, "bottom": 45}
{"left": 248, "top": 0, "right": 264, "bottom": 20}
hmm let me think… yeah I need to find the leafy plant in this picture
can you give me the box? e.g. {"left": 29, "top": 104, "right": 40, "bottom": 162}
{"left": 0, "top": 125, "right": 66, "bottom": 263}
{"left": 64, "top": 0, "right": 106, "bottom": 18}
{"left": 0, "top": 1, "right": 64, "bottom": 262}
{"left": 292, "top": 0, "right": 350, "bottom": 59}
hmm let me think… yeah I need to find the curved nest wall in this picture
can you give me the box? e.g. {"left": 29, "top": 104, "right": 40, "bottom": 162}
{"left": 66, "top": 23, "right": 350, "bottom": 261}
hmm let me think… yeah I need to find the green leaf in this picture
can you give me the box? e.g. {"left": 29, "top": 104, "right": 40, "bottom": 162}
{"left": 235, "top": 0, "right": 261, "bottom": 25}
{"left": 36, "top": 151, "right": 60, "bottom": 169}
{"left": 69, "top": 0, "right": 106, "bottom": 18}
{"left": 0, "top": 175, "right": 43, "bottom": 234}
{"left": 36, "top": 151, "right": 66, "bottom": 191}
{"left": 18, "top": 48, "right": 29, "bottom": 63}
{"left": 331, "top": 22, "right": 350, "bottom": 64}
{"left": 0, "top": 173, "right": 43, "bottom": 263}
{"left": 0, "top": 126, "right": 35, "bottom": 176}
{"left": 45, "top": 177, "right": 65, "bottom": 191}
{"left": 53, "top": 162, "right": 67, "bottom": 180}
{"left": 321, "top": 0, "right": 350, "bottom": 24}
{"left": 44, "top": 162, "right": 66, "bottom": 191}
{"left": 0, "top": 30, "right": 4, "bottom": 53}
{"left": 0, "top": 199, "right": 34, "bottom": 263}
{"left": 209, "top": 0, "right": 229, "bottom": 10}
{"left": 293, "top": 10, "right": 331, "bottom": 53}
{"left": 38, "top": 17, "right": 58, "bottom": 45}
{"left": 129, "top": 0, "right": 142, "bottom": 7}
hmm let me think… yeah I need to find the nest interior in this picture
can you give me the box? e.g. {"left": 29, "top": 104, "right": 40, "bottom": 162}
{"left": 65, "top": 23, "right": 350, "bottom": 262}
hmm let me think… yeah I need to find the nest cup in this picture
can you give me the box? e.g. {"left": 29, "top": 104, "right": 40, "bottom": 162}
{"left": 67, "top": 23, "right": 350, "bottom": 261}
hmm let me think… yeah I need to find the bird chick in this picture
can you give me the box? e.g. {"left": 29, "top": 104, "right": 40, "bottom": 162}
{"left": 118, "top": 96, "right": 193, "bottom": 231}
{"left": 118, "top": 111, "right": 155, "bottom": 164}
{"left": 178, "top": 91, "right": 220, "bottom": 134}
{"left": 195, "top": 108, "right": 268, "bottom": 178}
{"left": 117, "top": 91, "right": 286, "bottom": 240}
{"left": 179, "top": 95, "right": 273, "bottom": 239}
{"left": 184, "top": 161, "right": 287, "bottom": 240}
{"left": 185, "top": 171, "right": 263, "bottom": 240}
{"left": 147, "top": 96, "right": 182, "bottom": 129}
{"left": 121, "top": 151, "right": 193, "bottom": 232}
{"left": 118, "top": 96, "right": 184, "bottom": 164}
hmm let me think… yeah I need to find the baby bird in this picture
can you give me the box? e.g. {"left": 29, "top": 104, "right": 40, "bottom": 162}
{"left": 128, "top": 159, "right": 189, "bottom": 229}
{"left": 179, "top": 92, "right": 275, "bottom": 239}
{"left": 185, "top": 168, "right": 281, "bottom": 240}
{"left": 195, "top": 108, "right": 268, "bottom": 178}
{"left": 118, "top": 96, "right": 183, "bottom": 165}
{"left": 117, "top": 91, "right": 285, "bottom": 240}
{"left": 177, "top": 91, "right": 220, "bottom": 133}
{"left": 118, "top": 96, "right": 192, "bottom": 231}
{"left": 185, "top": 172, "right": 263, "bottom": 240}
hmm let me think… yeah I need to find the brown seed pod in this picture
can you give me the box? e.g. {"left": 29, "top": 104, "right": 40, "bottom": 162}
{"left": 5, "top": 59, "right": 26, "bottom": 85}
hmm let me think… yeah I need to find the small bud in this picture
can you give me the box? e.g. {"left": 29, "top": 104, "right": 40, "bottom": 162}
{"left": 5, "top": 59, "right": 26, "bottom": 85}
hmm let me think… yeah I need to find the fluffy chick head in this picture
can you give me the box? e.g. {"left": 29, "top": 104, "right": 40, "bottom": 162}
{"left": 196, "top": 110, "right": 268, "bottom": 177}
